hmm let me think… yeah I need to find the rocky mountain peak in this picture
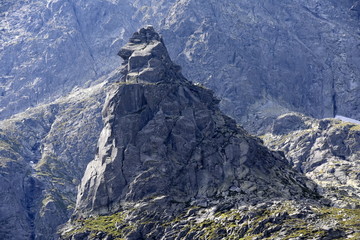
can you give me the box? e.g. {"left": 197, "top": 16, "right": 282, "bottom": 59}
{"left": 118, "top": 25, "right": 185, "bottom": 84}
{"left": 73, "top": 27, "right": 316, "bottom": 220}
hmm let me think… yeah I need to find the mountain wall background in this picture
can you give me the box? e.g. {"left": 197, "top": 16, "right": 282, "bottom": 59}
{"left": 1, "top": 0, "right": 360, "bottom": 239}
{"left": 1, "top": 0, "right": 359, "bottom": 131}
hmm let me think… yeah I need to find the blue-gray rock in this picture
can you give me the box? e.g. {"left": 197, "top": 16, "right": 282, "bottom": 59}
{"left": 0, "top": 82, "right": 107, "bottom": 239}
{"left": 2, "top": 0, "right": 359, "bottom": 134}
{"left": 160, "top": 0, "right": 360, "bottom": 133}
{"left": 263, "top": 112, "right": 360, "bottom": 208}
{"left": 1, "top": 1, "right": 360, "bottom": 239}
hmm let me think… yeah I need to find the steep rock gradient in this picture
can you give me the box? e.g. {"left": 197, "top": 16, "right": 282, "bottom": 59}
{"left": 1, "top": 1, "right": 360, "bottom": 238}
{"left": 61, "top": 27, "right": 319, "bottom": 239}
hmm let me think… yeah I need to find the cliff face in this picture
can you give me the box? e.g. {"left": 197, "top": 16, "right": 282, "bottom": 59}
{"left": 1, "top": 1, "right": 360, "bottom": 239}
{"left": 2, "top": 0, "right": 359, "bottom": 133}
{"left": 0, "top": 0, "right": 176, "bottom": 120}
{"left": 0, "top": 144, "right": 34, "bottom": 240}
{"left": 160, "top": 0, "right": 360, "bottom": 133}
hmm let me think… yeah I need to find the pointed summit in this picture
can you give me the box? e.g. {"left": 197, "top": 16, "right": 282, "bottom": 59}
{"left": 73, "top": 27, "right": 316, "bottom": 219}
{"left": 118, "top": 26, "right": 185, "bottom": 83}
{"left": 60, "top": 26, "right": 320, "bottom": 239}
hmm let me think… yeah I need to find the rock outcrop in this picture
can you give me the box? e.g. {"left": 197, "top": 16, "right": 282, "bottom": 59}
{"left": 1, "top": 1, "right": 360, "bottom": 238}
{"left": 60, "top": 27, "right": 321, "bottom": 239}
{"left": 263, "top": 112, "right": 360, "bottom": 208}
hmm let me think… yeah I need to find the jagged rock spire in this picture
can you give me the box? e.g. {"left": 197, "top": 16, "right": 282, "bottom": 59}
{"left": 74, "top": 27, "right": 316, "bottom": 218}
{"left": 118, "top": 25, "right": 185, "bottom": 83}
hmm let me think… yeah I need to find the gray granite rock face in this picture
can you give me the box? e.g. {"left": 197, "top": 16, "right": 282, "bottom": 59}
{"left": 160, "top": 0, "right": 360, "bottom": 133}
{"left": 0, "top": 82, "right": 108, "bottom": 239}
{"left": 75, "top": 27, "right": 315, "bottom": 218}
{"left": 118, "top": 26, "right": 185, "bottom": 84}
{"left": 1, "top": 0, "right": 360, "bottom": 238}
{"left": 351, "top": 1, "right": 360, "bottom": 12}
{"left": 0, "top": 157, "right": 34, "bottom": 240}
{"left": 0, "top": 106, "right": 57, "bottom": 240}
{"left": 0, "top": 0, "right": 176, "bottom": 120}
{"left": 2, "top": 0, "right": 359, "bottom": 134}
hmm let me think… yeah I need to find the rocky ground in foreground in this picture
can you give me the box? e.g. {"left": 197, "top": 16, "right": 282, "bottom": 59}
{"left": 61, "top": 199, "right": 360, "bottom": 240}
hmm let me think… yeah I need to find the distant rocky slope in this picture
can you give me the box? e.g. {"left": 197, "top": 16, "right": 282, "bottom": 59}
{"left": 59, "top": 27, "right": 360, "bottom": 240}
{"left": 161, "top": 0, "right": 360, "bottom": 133}
{"left": 0, "top": 81, "right": 109, "bottom": 239}
{"left": 262, "top": 113, "right": 360, "bottom": 209}
{"left": 1, "top": 0, "right": 359, "bottom": 133}
{"left": 0, "top": 0, "right": 176, "bottom": 120}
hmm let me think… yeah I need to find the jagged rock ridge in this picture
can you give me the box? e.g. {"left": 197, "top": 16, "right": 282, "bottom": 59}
{"left": 1, "top": 1, "right": 360, "bottom": 239}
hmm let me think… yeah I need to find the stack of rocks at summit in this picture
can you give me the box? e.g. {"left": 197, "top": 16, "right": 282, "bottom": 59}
{"left": 75, "top": 26, "right": 315, "bottom": 218}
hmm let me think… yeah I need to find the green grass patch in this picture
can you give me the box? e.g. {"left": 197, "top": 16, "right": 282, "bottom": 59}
{"left": 66, "top": 212, "right": 131, "bottom": 239}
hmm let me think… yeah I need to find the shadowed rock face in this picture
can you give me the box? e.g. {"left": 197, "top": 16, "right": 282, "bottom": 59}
{"left": 75, "top": 27, "right": 315, "bottom": 218}
{"left": 351, "top": 1, "right": 360, "bottom": 12}
{"left": 1, "top": 1, "right": 360, "bottom": 239}
{"left": 0, "top": 82, "right": 107, "bottom": 240}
